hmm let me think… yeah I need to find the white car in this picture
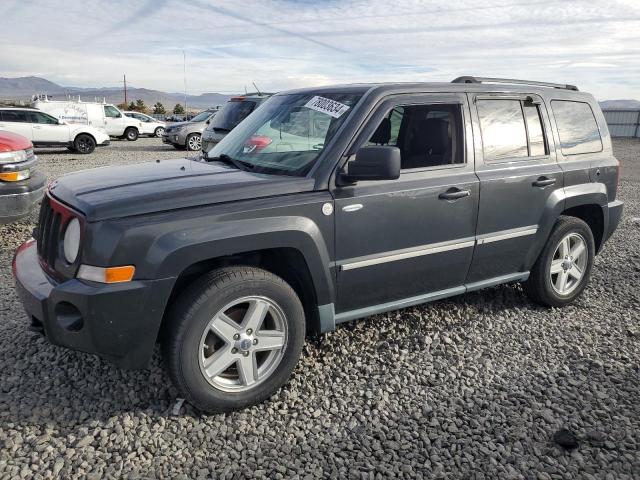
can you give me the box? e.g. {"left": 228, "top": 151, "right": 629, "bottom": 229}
{"left": 123, "top": 112, "right": 166, "bottom": 137}
{"left": 0, "top": 107, "right": 110, "bottom": 154}
{"left": 32, "top": 99, "right": 143, "bottom": 141}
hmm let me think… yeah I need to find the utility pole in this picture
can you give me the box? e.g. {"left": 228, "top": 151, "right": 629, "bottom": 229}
{"left": 124, "top": 74, "right": 128, "bottom": 105}
{"left": 183, "top": 50, "right": 187, "bottom": 114}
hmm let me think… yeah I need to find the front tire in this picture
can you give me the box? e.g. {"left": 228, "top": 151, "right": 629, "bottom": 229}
{"left": 525, "top": 216, "right": 595, "bottom": 307}
{"left": 186, "top": 133, "right": 201, "bottom": 151}
{"left": 73, "top": 134, "right": 96, "bottom": 154}
{"left": 163, "top": 267, "right": 305, "bottom": 413}
{"left": 154, "top": 127, "right": 164, "bottom": 138}
{"left": 124, "top": 127, "right": 139, "bottom": 141}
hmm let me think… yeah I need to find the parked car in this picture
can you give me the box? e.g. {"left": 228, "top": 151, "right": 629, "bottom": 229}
{"left": 123, "top": 111, "right": 166, "bottom": 137}
{"left": 0, "top": 108, "right": 110, "bottom": 154}
{"left": 162, "top": 109, "right": 218, "bottom": 151}
{"left": 33, "top": 99, "right": 143, "bottom": 141}
{"left": 201, "top": 95, "right": 271, "bottom": 153}
{"left": 0, "top": 131, "right": 46, "bottom": 223}
{"left": 13, "top": 77, "right": 623, "bottom": 413}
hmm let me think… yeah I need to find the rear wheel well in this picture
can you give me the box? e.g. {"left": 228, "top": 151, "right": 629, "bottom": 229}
{"left": 561, "top": 204, "right": 604, "bottom": 252}
{"left": 159, "top": 248, "right": 320, "bottom": 340}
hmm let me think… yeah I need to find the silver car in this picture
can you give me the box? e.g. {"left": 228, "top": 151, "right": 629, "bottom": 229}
{"left": 162, "top": 109, "right": 218, "bottom": 151}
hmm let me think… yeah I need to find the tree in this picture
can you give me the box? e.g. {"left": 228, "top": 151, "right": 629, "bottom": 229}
{"left": 173, "top": 103, "right": 185, "bottom": 115}
{"left": 153, "top": 102, "right": 166, "bottom": 115}
{"left": 135, "top": 99, "right": 147, "bottom": 113}
{"left": 128, "top": 101, "right": 136, "bottom": 111}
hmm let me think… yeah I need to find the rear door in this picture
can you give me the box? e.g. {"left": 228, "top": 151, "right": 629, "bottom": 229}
{"left": 28, "top": 111, "right": 69, "bottom": 144}
{"left": 333, "top": 93, "right": 478, "bottom": 314}
{"left": 0, "top": 110, "right": 34, "bottom": 140}
{"left": 466, "top": 93, "right": 563, "bottom": 283}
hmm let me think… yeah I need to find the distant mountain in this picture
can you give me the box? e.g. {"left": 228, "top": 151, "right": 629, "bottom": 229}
{"left": 599, "top": 99, "right": 640, "bottom": 109}
{"left": 0, "top": 76, "right": 231, "bottom": 111}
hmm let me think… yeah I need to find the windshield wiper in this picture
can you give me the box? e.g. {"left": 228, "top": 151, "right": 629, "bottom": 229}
{"left": 209, "top": 153, "right": 254, "bottom": 171}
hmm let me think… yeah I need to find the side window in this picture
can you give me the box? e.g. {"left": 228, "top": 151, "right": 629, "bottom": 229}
{"left": 367, "top": 104, "right": 464, "bottom": 169}
{"left": 477, "top": 99, "right": 548, "bottom": 161}
{"left": 104, "top": 106, "right": 121, "bottom": 118}
{"left": 28, "top": 111, "right": 58, "bottom": 124}
{"left": 523, "top": 103, "right": 546, "bottom": 156}
{"left": 551, "top": 100, "right": 602, "bottom": 155}
{"left": 477, "top": 100, "right": 528, "bottom": 161}
{"left": 1, "top": 110, "right": 29, "bottom": 123}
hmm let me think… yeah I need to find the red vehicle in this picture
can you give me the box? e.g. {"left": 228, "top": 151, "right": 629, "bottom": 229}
{"left": 0, "top": 131, "right": 46, "bottom": 223}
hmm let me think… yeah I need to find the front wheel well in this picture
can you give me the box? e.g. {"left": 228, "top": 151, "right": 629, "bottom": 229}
{"left": 561, "top": 204, "right": 604, "bottom": 252}
{"left": 159, "top": 248, "right": 320, "bottom": 340}
{"left": 73, "top": 132, "right": 95, "bottom": 144}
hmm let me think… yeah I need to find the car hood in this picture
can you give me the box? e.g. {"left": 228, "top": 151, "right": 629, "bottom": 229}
{"left": 49, "top": 158, "right": 315, "bottom": 221}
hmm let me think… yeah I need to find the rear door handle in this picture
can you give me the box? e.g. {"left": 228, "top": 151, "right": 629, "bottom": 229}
{"left": 532, "top": 176, "right": 556, "bottom": 187}
{"left": 33, "top": 125, "right": 42, "bottom": 129}
{"left": 439, "top": 188, "right": 471, "bottom": 201}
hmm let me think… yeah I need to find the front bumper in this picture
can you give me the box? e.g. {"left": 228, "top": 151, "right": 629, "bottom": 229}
{"left": 0, "top": 171, "right": 46, "bottom": 224}
{"left": 162, "top": 130, "right": 187, "bottom": 146}
{"left": 13, "top": 241, "right": 175, "bottom": 369}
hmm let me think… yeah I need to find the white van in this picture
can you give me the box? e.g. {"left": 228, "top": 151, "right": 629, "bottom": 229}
{"left": 32, "top": 97, "right": 143, "bottom": 141}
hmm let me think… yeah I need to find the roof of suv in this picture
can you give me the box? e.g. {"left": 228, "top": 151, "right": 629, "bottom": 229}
{"left": 279, "top": 77, "right": 592, "bottom": 101}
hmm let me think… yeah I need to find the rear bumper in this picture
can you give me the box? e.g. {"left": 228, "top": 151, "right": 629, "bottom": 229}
{"left": 97, "top": 139, "right": 110, "bottom": 147}
{"left": 13, "top": 241, "right": 175, "bottom": 369}
{"left": 0, "top": 171, "right": 46, "bottom": 223}
{"left": 604, "top": 199, "right": 623, "bottom": 243}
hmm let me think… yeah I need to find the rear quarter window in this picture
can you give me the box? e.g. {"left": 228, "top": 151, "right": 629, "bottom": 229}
{"left": 551, "top": 100, "right": 602, "bottom": 155}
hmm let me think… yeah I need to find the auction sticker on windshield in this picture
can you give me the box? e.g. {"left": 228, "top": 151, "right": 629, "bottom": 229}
{"left": 304, "top": 96, "right": 350, "bottom": 118}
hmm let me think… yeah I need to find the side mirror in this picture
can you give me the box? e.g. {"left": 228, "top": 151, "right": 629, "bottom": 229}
{"left": 58, "top": 119, "right": 65, "bottom": 125}
{"left": 342, "top": 146, "right": 401, "bottom": 182}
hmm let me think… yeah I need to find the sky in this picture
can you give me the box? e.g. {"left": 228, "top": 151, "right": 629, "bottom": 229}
{"left": 1, "top": 0, "right": 639, "bottom": 100}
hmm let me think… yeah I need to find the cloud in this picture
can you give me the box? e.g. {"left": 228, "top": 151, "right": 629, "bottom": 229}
{"left": 0, "top": 0, "right": 638, "bottom": 99}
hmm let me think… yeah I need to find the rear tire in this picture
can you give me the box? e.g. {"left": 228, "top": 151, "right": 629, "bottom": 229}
{"left": 163, "top": 267, "right": 305, "bottom": 413}
{"left": 124, "top": 128, "right": 139, "bottom": 141}
{"left": 524, "top": 216, "right": 595, "bottom": 307}
{"left": 73, "top": 134, "right": 96, "bottom": 154}
{"left": 186, "top": 133, "right": 201, "bottom": 151}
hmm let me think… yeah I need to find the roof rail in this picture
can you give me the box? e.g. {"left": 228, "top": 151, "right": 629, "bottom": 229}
{"left": 451, "top": 76, "right": 579, "bottom": 91}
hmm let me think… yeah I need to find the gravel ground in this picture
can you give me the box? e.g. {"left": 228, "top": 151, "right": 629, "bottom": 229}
{"left": 0, "top": 137, "right": 638, "bottom": 479}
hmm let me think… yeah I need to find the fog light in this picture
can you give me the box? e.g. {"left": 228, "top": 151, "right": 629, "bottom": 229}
{"left": 54, "top": 302, "right": 83, "bottom": 332}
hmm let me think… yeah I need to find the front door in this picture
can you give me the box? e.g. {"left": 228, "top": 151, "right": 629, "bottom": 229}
{"left": 466, "top": 93, "right": 564, "bottom": 283}
{"left": 333, "top": 94, "right": 479, "bottom": 315}
{"left": 28, "top": 111, "right": 69, "bottom": 144}
{"left": 103, "top": 105, "right": 124, "bottom": 136}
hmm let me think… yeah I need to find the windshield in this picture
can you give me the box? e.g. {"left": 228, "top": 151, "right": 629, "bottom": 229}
{"left": 191, "top": 111, "right": 214, "bottom": 123}
{"left": 208, "top": 100, "right": 258, "bottom": 131}
{"left": 205, "top": 92, "right": 362, "bottom": 176}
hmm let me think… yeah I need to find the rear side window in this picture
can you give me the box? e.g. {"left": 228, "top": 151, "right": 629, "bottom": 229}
{"left": 210, "top": 100, "right": 257, "bottom": 131}
{"left": 551, "top": 100, "right": 602, "bottom": 155}
{"left": 1, "top": 110, "right": 29, "bottom": 123}
{"left": 28, "top": 111, "right": 58, "bottom": 124}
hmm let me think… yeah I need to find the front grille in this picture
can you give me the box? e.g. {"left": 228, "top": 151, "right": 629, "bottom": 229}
{"left": 35, "top": 195, "right": 78, "bottom": 276}
{"left": 36, "top": 196, "right": 61, "bottom": 269}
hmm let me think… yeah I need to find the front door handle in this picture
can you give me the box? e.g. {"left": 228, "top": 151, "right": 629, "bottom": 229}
{"left": 439, "top": 188, "right": 471, "bottom": 201}
{"left": 33, "top": 125, "right": 42, "bottom": 129}
{"left": 532, "top": 176, "right": 556, "bottom": 187}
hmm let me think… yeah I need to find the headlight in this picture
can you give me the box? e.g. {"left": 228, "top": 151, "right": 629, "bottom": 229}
{"left": 63, "top": 218, "right": 81, "bottom": 263}
{"left": 0, "top": 148, "right": 33, "bottom": 165}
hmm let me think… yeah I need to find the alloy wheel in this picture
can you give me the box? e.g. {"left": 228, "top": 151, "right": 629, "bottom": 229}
{"left": 550, "top": 232, "right": 587, "bottom": 295}
{"left": 188, "top": 135, "right": 201, "bottom": 150}
{"left": 198, "top": 296, "right": 288, "bottom": 392}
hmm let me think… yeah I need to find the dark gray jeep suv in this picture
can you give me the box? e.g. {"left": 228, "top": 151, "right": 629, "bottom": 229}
{"left": 13, "top": 77, "right": 623, "bottom": 413}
